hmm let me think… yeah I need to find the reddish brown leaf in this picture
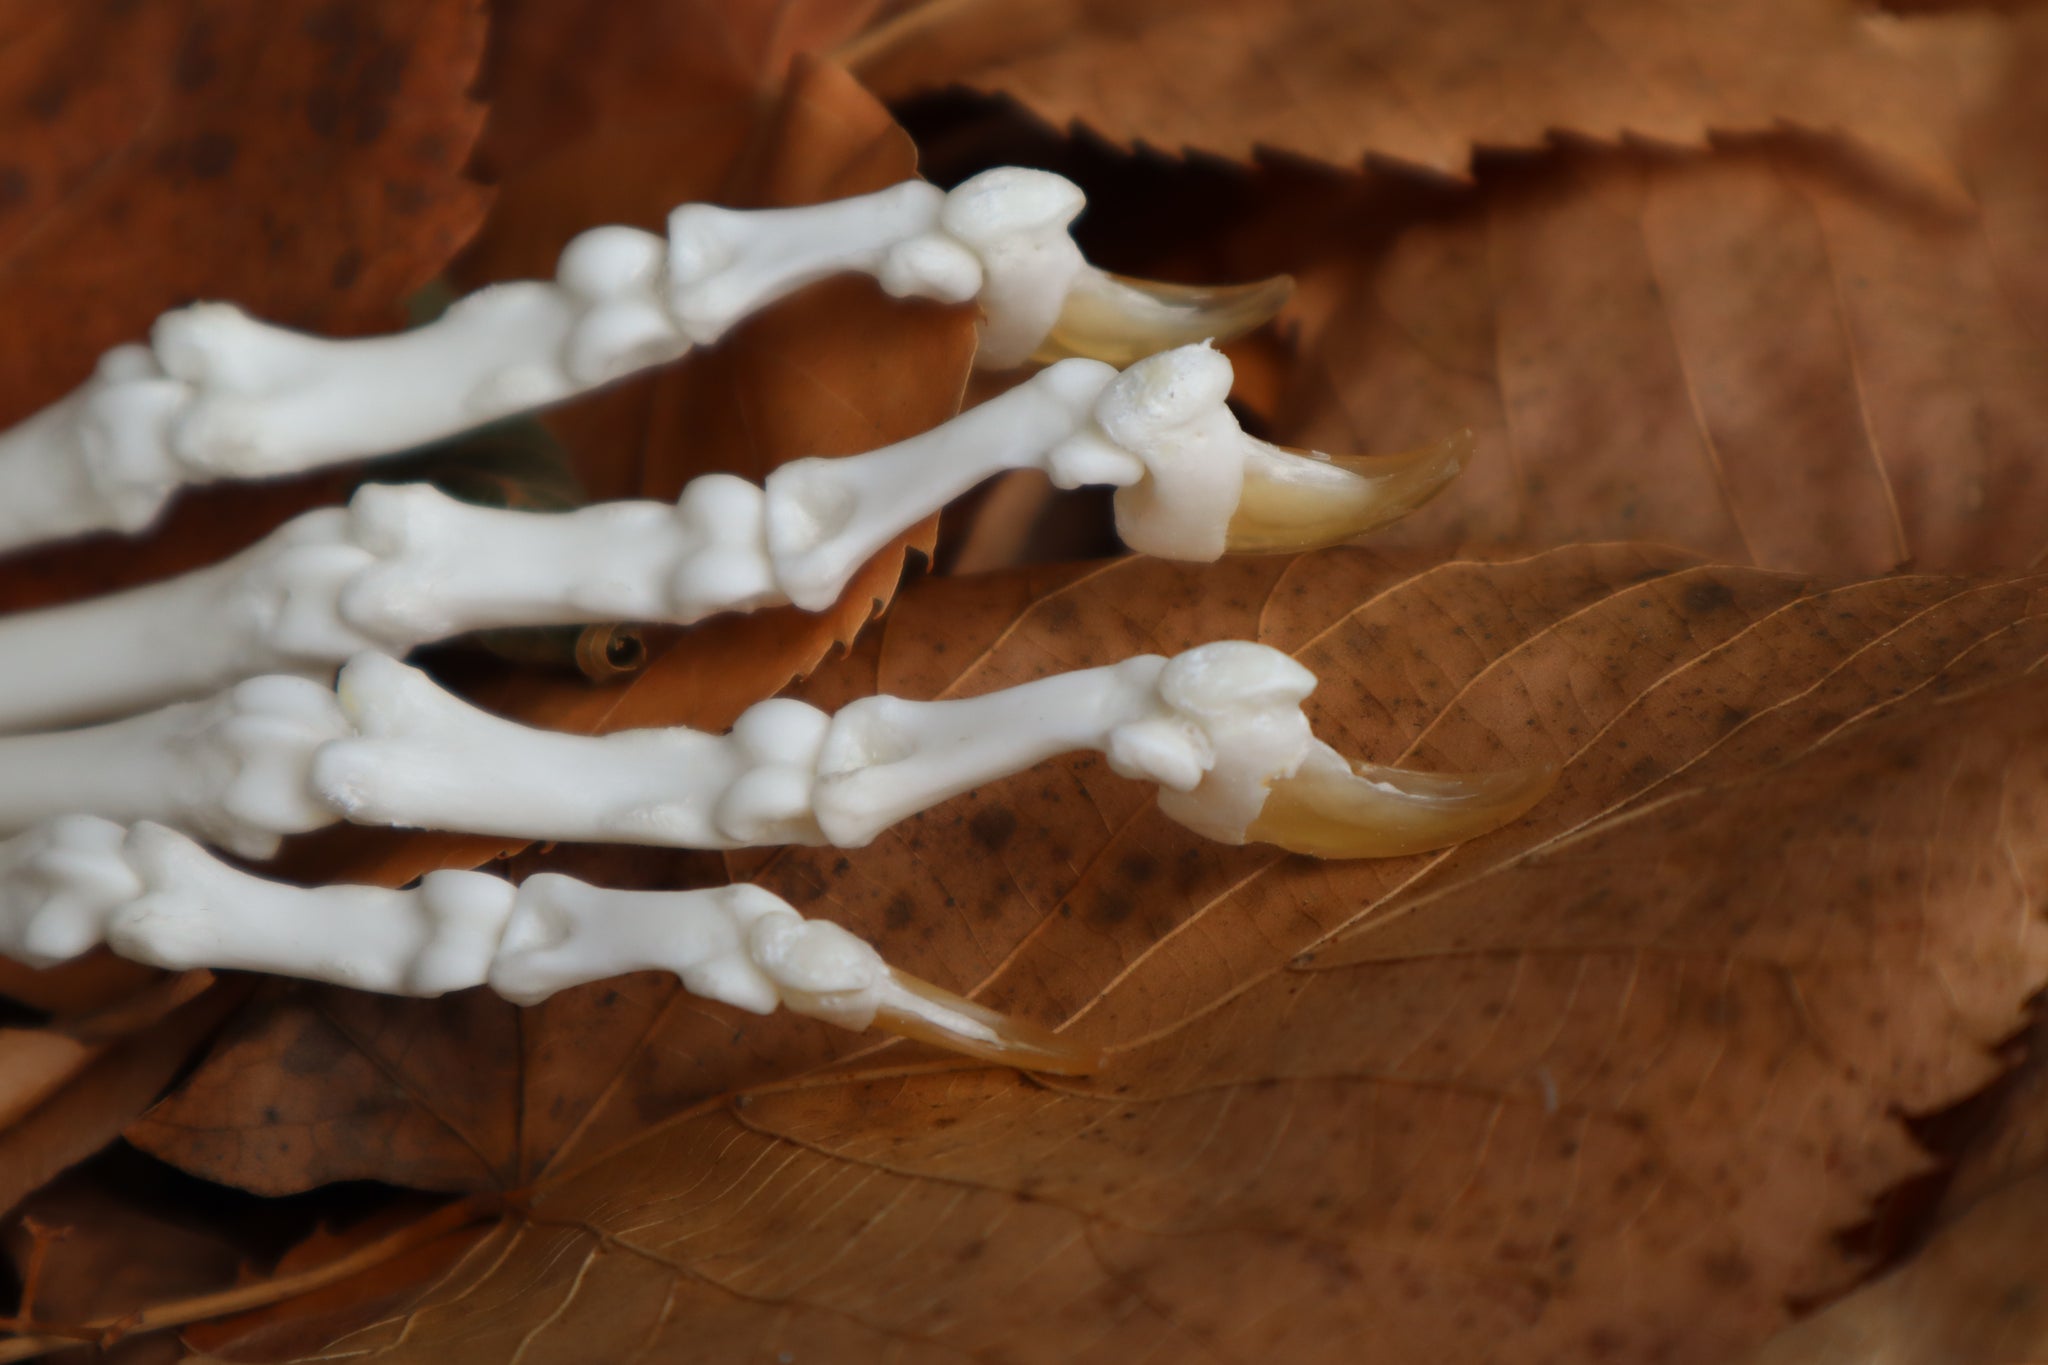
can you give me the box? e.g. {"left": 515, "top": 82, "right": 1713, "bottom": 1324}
{"left": 0, "top": 0, "right": 490, "bottom": 424}
{"left": 129, "top": 542, "right": 2048, "bottom": 1361}
{"left": 0, "top": 0, "right": 491, "bottom": 611}
{"left": 466, "top": 0, "right": 883, "bottom": 287}
{"left": 845, "top": 0, "right": 1998, "bottom": 192}
{"left": 0, "top": 954, "right": 164, "bottom": 1019}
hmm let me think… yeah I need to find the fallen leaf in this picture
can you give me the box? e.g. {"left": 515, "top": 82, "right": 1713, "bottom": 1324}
{"left": 4, "top": 1174, "right": 245, "bottom": 1334}
{"left": 1961, "top": 5, "right": 2048, "bottom": 343}
{"left": 1, "top": 981, "right": 243, "bottom": 1216}
{"left": 0, "top": 0, "right": 490, "bottom": 425}
{"left": 464, "top": 0, "right": 882, "bottom": 287}
{"left": 0, "top": 0, "right": 491, "bottom": 608}
{"left": 0, "top": 972, "right": 215, "bottom": 1131}
{"left": 1736, "top": 1007, "right": 2048, "bottom": 1365}
{"left": 130, "top": 541, "right": 2048, "bottom": 1361}
{"left": 845, "top": 0, "right": 1999, "bottom": 193}
{"left": 0, "top": 1032, "right": 97, "bottom": 1133}
{"left": 1260, "top": 139, "right": 2048, "bottom": 576}
{"left": 0, "top": 954, "right": 164, "bottom": 1019}
{"left": 177, "top": 1199, "right": 484, "bottom": 1363}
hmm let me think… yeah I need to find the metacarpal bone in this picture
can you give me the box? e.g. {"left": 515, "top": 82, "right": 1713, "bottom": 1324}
{"left": 0, "top": 509, "right": 390, "bottom": 733}
{"left": 0, "top": 676, "right": 348, "bottom": 860}
{"left": 313, "top": 652, "right": 835, "bottom": 850}
{"left": 109, "top": 822, "right": 516, "bottom": 996}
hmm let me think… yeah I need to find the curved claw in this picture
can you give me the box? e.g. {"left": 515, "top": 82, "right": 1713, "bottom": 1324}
{"left": 1033, "top": 268, "right": 1294, "bottom": 369}
{"left": 1225, "top": 428, "right": 1472, "bottom": 555}
{"left": 871, "top": 967, "right": 1104, "bottom": 1075}
{"left": 1246, "top": 753, "right": 1556, "bottom": 859}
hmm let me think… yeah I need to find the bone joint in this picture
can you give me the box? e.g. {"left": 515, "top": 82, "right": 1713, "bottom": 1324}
{"left": 0, "top": 343, "right": 1458, "bottom": 732}
{"left": 0, "top": 816, "right": 1100, "bottom": 1072}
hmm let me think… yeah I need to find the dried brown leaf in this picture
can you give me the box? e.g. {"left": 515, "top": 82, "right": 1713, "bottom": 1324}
{"left": 0, "top": 0, "right": 490, "bottom": 420}
{"left": 0, "top": 1033, "right": 98, "bottom": 1134}
{"left": 0, "top": 0, "right": 491, "bottom": 611}
{"left": 0, "top": 955, "right": 162, "bottom": 1019}
{"left": 0, "top": 972, "right": 214, "bottom": 1146}
{"left": 129, "top": 542, "right": 2048, "bottom": 1361}
{"left": 0, "top": 982, "right": 243, "bottom": 1217}
{"left": 846, "top": 0, "right": 1998, "bottom": 192}
{"left": 1262, "top": 140, "right": 2048, "bottom": 576}
{"left": 4, "top": 1176, "right": 245, "bottom": 1334}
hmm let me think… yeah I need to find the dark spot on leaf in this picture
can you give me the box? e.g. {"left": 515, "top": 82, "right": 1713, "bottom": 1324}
{"left": 279, "top": 1021, "right": 349, "bottom": 1076}
{"left": 1682, "top": 580, "right": 1736, "bottom": 615}
{"left": 970, "top": 806, "right": 1017, "bottom": 852}
{"left": 884, "top": 894, "right": 915, "bottom": 929}
{"left": 1086, "top": 890, "right": 1134, "bottom": 926}
{"left": 1698, "top": 1249, "right": 1753, "bottom": 1289}
{"left": 0, "top": 167, "right": 26, "bottom": 212}
{"left": 189, "top": 131, "right": 238, "bottom": 179}
{"left": 306, "top": 87, "right": 342, "bottom": 139}
{"left": 329, "top": 249, "right": 362, "bottom": 290}
{"left": 176, "top": 20, "right": 219, "bottom": 89}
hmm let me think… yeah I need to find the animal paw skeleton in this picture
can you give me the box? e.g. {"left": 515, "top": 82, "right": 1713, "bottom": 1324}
{"left": 0, "top": 168, "right": 1295, "bottom": 553}
{"left": 0, "top": 164, "right": 1534, "bottom": 1082}
{"left": 0, "top": 817, "right": 1101, "bottom": 1074}
{"left": 0, "top": 344, "right": 1466, "bottom": 731}
{"left": 0, "top": 645, "right": 1555, "bottom": 862}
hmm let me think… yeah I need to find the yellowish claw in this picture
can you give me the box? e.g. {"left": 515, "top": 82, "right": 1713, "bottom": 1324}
{"left": 871, "top": 967, "right": 1105, "bottom": 1075}
{"left": 1034, "top": 268, "right": 1295, "bottom": 369}
{"left": 1247, "top": 756, "right": 1557, "bottom": 859}
{"left": 1224, "top": 428, "right": 1473, "bottom": 555}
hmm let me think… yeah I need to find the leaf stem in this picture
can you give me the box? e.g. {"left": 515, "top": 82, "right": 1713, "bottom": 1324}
{"left": 0, "top": 1192, "right": 503, "bottom": 1363}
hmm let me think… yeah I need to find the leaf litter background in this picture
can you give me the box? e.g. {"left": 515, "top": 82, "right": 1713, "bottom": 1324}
{"left": 2, "top": 0, "right": 2048, "bottom": 1361}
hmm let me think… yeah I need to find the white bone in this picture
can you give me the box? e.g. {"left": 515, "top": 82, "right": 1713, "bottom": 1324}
{"left": 0, "top": 676, "right": 347, "bottom": 860}
{"left": 0, "top": 817, "right": 898, "bottom": 1030}
{"left": 317, "top": 642, "right": 1316, "bottom": 851}
{"left": 108, "top": 823, "right": 516, "bottom": 996}
{"left": 487, "top": 876, "right": 880, "bottom": 1022}
{"left": 0, "top": 169, "right": 1110, "bottom": 554}
{"left": 0, "top": 509, "right": 389, "bottom": 732}
{"left": 762, "top": 355, "right": 1116, "bottom": 608}
{"left": 0, "top": 345, "right": 1273, "bottom": 730}
{"left": 0, "top": 641, "right": 1319, "bottom": 857}
{"left": 813, "top": 641, "right": 1317, "bottom": 847}
{"left": 313, "top": 652, "right": 834, "bottom": 849}
{"left": 0, "top": 816, "right": 146, "bottom": 968}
